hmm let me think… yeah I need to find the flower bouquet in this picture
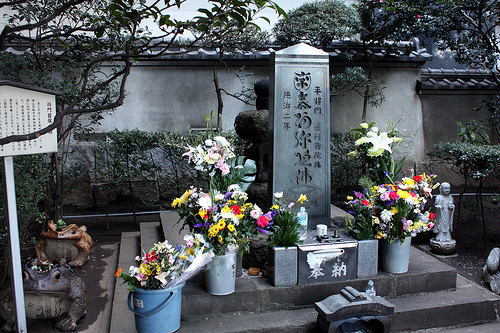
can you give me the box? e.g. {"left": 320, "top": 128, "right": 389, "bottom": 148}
{"left": 115, "top": 234, "right": 212, "bottom": 291}
{"left": 172, "top": 184, "right": 271, "bottom": 256}
{"left": 346, "top": 174, "right": 438, "bottom": 243}
{"left": 115, "top": 235, "right": 212, "bottom": 333}
{"left": 347, "top": 121, "right": 405, "bottom": 184}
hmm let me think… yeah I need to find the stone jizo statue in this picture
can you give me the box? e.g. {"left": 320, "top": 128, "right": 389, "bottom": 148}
{"left": 430, "top": 182, "right": 456, "bottom": 254}
{"left": 434, "top": 182, "right": 455, "bottom": 241}
{"left": 484, "top": 247, "right": 500, "bottom": 295}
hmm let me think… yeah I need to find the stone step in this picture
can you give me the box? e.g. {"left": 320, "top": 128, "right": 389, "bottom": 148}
{"left": 139, "top": 221, "right": 163, "bottom": 251}
{"left": 176, "top": 274, "right": 500, "bottom": 332}
{"left": 180, "top": 246, "right": 456, "bottom": 320}
{"left": 108, "top": 222, "right": 500, "bottom": 333}
{"left": 110, "top": 231, "right": 140, "bottom": 333}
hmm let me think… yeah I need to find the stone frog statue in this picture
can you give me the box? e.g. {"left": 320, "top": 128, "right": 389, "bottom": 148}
{"left": 35, "top": 220, "right": 93, "bottom": 267}
{"left": 0, "top": 259, "right": 87, "bottom": 331}
{"left": 484, "top": 247, "right": 500, "bottom": 295}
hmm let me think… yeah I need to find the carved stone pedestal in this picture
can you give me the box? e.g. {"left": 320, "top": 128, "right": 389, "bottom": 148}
{"left": 430, "top": 238, "right": 456, "bottom": 255}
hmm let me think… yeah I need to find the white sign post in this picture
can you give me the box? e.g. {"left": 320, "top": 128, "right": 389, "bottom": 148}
{"left": 0, "top": 81, "right": 59, "bottom": 333}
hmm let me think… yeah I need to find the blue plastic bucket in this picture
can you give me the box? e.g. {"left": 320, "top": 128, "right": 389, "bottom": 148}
{"left": 127, "top": 282, "right": 185, "bottom": 333}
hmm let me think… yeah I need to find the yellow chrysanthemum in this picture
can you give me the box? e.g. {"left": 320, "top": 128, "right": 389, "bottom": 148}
{"left": 271, "top": 204, "right": 280, "bottom": 210}
{"left": 374, "top": 231, "right": 384, "bottom": 239}
{"left": 390, "top": 207, "right": 398, "bottom": 214}
{"left": 180, "top": 189, "right": 192, "bottom": 202}
{"left": 222, "top": 206, "right": 232, "bottom": 214}
{"left": 346, "top": 196, "right": 353, "bottom": 201}
{"left": 397, "top": 190, "right": 410, "bottom": 199}
{"left": 208, "top": 225, "right": 219, "bottom": 238}
{"left": 227, "top": 224, "right": 235, "bottom": 232}
{"left": 218, "top": 219, "right": 226, "bottom": 230}
{"left": 403, "top": 178, "right": 415, "bottom": 187}
{"left": 171, "top": 198, "right": 182, "bottom": 208}
{"left": 139, "top": 263, "right": 152, "bottom": 276}
{"left": 297, "top": 194, "right": 308, "bottom": 204}
{"left": 372, "top": 216, "right": 380, "bottom": 226}
{"left": 218, "top": 235, "right": 223, "bottom": 244}
{"left": 196, "top": 208, "right": 207, "bottom": 218}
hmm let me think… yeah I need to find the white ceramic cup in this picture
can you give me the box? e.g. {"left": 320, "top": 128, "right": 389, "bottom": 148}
{"left": 316, "top": 224, "right": 327, "bottom": 237}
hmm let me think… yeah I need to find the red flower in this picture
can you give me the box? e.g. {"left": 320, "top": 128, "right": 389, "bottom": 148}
{"left": 257, "top": 215, "right": 269, "bottom": 228}
{"left": 413, "top": 175, "right": 423, "bottom": 182}
{"left": 429, "top": 212, "right": 436, "bottom": 220}
{"left": 389, "top": 191, "right": 399, "bottom": 199}
{"left": 362, "top": 199, "right": 370, "bottom": 206}
{"left": 231, "top": 205, "right": 241, "bottom": 215}
{"left": 146, "top": 251, "right": 157, "bottom": 261}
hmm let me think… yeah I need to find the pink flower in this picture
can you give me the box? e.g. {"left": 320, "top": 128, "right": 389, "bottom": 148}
{"left": 380, "top": 191, "right": 391, "bottom": 201}
{"left": 257, "top": 215, "right": 269, "bottom": 228}
{"left": 389, "top": 191, "right": 399, "bottom": 200}
{"left": 354, "top": 191, "right": 363, "bottom": 199}
{"left": 219, "top": 163, "right": 230, "bottom": 175}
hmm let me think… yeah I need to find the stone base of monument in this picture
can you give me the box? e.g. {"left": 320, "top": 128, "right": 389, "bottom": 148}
{"left": 357, "top": 239, "right": 378, "bottom": 278}
{"left": 298, "top": 230, "right": 357, "bottom": 284}
{"left": 430, "top": 238, "right": 456, "bottom": 255}
{"left": 315, "top": 286, "right": 394, "bottom": 333}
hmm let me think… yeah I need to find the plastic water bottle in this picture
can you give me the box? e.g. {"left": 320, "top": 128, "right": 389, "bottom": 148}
{"left": 297, "top": 206, "right": 308, "bottom": 241}
{"left": 365, "top": 280, "right": 376, "bottom": 296}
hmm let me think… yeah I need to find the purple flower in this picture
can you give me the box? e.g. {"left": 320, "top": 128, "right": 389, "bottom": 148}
{"left": 354, "top": 191, "right": 363, "bottom": 199}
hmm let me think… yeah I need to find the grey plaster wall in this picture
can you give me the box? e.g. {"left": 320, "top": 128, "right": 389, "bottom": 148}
{"left": 420, "top": 92, "right": 498, "bottom": 154}
{"left": 96, "top": 61, "right": 269, "bottom": 133}
{"left": 92, "top": 58, "right": 495, "bottom": 168}
{"left": 331, "top": 67, "right": 425, "bottom": 162}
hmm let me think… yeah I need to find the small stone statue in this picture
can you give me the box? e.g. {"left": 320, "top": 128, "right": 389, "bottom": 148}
{"left": 483, "top": 247, "right": 500, "bottom": 294}
{"left": 430, "top": 182, "right": 456, "bottom": 254}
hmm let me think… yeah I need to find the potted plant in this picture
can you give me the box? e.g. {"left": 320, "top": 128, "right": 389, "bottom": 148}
{"left": 345, "top": 192, "right": 379, "bottom": 278}
{"left": 115, "top": 234, "right": 212, "bottom": 333}
{"left": 267, "top": 192, "right": 308, "bottom": 286}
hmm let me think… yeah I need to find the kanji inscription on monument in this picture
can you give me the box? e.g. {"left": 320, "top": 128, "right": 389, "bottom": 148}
{"left": 269, "top": 43, "right": 331, "bottom": 227}
{"left": 0, "top": 81, "right": 58, "bottom": 156}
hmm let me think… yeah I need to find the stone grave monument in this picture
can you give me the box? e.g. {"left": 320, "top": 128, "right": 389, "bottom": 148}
{"left": 269, "top": 43, "right": 331, "bottom": 228}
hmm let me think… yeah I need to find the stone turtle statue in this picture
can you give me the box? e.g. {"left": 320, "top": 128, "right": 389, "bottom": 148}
{"left": 35, "top": 220, "right": 93, "bottom": 267}
{"left": 484, "top": 247, "right": 500, "bottom": 295}
{"left": 0, "top": 259, "right": 87, "bottom": 332}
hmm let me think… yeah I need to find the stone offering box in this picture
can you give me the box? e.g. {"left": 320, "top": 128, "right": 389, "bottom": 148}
{"left": 298, "top": 230, "right": 357, "bottom": 284}
{"left": 315, "top": 286, "right": 394, "bottom": 333}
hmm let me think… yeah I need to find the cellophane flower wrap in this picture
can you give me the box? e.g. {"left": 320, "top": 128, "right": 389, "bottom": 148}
{"left": 347, "top": 174, "right": 439, "bottom": 243}
{"left": 172, "top": 184, "right": 272, "bottom": 256}
{"left": 116, "top": 234, "right": 212, "bottom": 291}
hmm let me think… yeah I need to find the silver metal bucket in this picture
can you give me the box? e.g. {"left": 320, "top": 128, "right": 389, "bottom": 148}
{"left": 205, "top": 252, "right": 237, "bottom": 295}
